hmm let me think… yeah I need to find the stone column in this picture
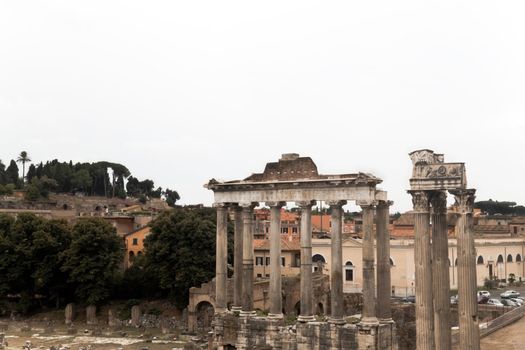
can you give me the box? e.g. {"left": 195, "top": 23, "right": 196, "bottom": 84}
{"left": 359, "top": 201, "right": 378, "bottom": 325}
{"left": 328, "top": 200, "right": 347, "bottom": 324}
{"left": 215, "top": 203, "right": 228, "bottom": 313}
{"left": 376, "top": 200, "right": 393, "bottom": 323}
{"left": 241, "top": 202, "right": 257, "bottom": 317}
{"left": 268, "top": 201, "right": 285, "bottom": 318}
{"left": 451, "top": 189, "right": 479, "bottom": 350}
{"left": 431, "top": 191, "right": 451, "bottom": 350}
{"left": 232, "top": 205, "right": 243, "bottom": 312}
{"left": 409, "top": 190, "right": 434, "bottom": 350}
{"left": 297, "top": 200, "right": 316, "bottom": 322}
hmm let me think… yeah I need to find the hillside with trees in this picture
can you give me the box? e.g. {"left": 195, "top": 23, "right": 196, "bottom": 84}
{"left": 0, "top": 151, "right": 180, "bottom": 206}
{"left": 474, "top": 200, "right": 525, "bottom": 216}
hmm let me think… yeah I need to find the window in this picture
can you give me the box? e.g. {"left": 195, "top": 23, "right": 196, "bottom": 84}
{"left": 282, "top": 227, "right": 288, "bottom": 234}
{"left": 497, "top": 255, "right": 504, "bottom": 264}
{"left": 257, "top": 273, "right": 262, "bottom": 278}
{"left": 265, "top": 274, "right": 270, "bottom": 278}
{"left": 132, "top": 238, "right": 138, "bottom": 245}
{"left": 281, "top": 257, "right": 285, "bottom": 266}
{"left": 514, "top": 227, "right": 518, "bottom": 234}
{"left": 292, "top": 227, "right": 298, "bottom": 234}
{"left": 256, "top": 257, "right": 264, "bottom": 266}
{"left": 265, "top": 257, "right": 270, "bottom": 266}
{"left": 345, "top": 261, "right": 354, "bottom": 282}
{"left": 129, "top": 251, "right": 135, "bottom": 262}
{"left": 517, "top": 254, "right": 522, "bottom": 263}
{"left": 455, "top": 258, "right": 458, "bottom": 266}
{"left": 312, "top": 254, "right": 326, "bottom": 264}
{"left": 477, "top": 256, "right": 484, "bottom": 265}
{"left": 507, "top": 254, "right": 513, "bottom": 263}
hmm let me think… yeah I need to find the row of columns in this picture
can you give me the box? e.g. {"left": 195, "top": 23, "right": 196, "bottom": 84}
{"left": 409, "top": 189, "right": 479, "bottom": 350}
{"left": 215, "top": 199, "right": 393, "bottom": 325}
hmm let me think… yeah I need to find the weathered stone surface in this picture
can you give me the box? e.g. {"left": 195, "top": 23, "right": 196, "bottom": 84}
{"left": 108, "top": 309, "right": 120, "bottom": 327}
{"left": 131, "top": 305, "right": 141, "bottom": 327}
{"left": 65, "top": 303, "right": 75, "bottom": 325}
{"left": 86, "top": 305, "right": 97, "bottom": 325}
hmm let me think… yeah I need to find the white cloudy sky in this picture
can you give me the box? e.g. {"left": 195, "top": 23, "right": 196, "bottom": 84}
{"left": 1, "top": 1, "right": 524, "bottom": 212}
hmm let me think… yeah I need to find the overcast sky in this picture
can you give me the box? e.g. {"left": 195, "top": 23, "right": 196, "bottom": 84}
{"left": 1, "top": 1, "right": 524, "bottom": 212}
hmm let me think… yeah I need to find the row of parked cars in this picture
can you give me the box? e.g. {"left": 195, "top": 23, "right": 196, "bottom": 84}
{"left": 450, "top": 290, "right": 524, "bottom": 307}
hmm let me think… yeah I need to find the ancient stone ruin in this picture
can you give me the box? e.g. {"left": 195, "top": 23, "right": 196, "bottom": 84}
{"left": 408, "top": 149, "right": 479, "bottom": 350}
{"left": 205, "top": 153, "right": 397, "bottom": 349}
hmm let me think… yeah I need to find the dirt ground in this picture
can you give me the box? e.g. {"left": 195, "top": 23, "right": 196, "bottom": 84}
{"left": 0, "top": 322, "right": 201, "bottom": 350}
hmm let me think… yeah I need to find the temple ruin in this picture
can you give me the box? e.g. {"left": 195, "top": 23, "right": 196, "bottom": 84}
{"left": 205, "top": 153, "right": 397, "bottom": 350}
{"left": 408, "top": 149, "right": 479, "bottom": 350}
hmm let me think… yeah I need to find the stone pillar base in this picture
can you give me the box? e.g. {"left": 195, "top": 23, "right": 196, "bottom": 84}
{"left": 328, "top": 317, "right": 346, "bottom": 325}
{"left": 298, "top": 315, "right": 316, "bottom": 323}
{"left": 268, "top": 313, "right": 283, "bottom": 319}
{"left": 239, "top": 310, "right": 256, "bottom": 318}
{"left": 359, "top": 316, "right": 379, "bottom": 326}
{"left": 231, "top": 306, "right": 242, "bottom": 313}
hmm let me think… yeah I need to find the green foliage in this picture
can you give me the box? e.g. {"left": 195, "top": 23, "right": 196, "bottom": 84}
{"left": 146, "top": 307, "right": 162, "bottom": 316}
{"left": 61, "top": 218, "right": 124, "bottom": 305}
{"left": 144, "top": 208, "right": 216, "bottom": 307}
{"left": 25, "top": 176, "right": 58, "bottom": 201}
{"left": 164, "top": 189, "right": 180, "bottom": 207}
{"left": 475, "top": 199, "right": 525, "bottom": 215}
{"left": 0, "top": 184, "right": 15, "bottom": 195}
{"left": 5, "top": 160, "right": 20, "bottom": 187}
{"left": 0, "top": 214, "right": 72, "bottom": 311}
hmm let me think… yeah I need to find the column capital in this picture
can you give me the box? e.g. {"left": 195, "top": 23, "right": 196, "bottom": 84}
{"left": 213, "top": 202, "right": 229, "bottom": 210}
{"left": 229, "top": 203, "right": 243, "bottom": 212}
{"left": 450, "top": 188, "right": 476, "bottom": 214}
{"left": 239, "top": 202, "right": 258, "bottom": 210}
{"left": 357, "top": 200, "right": 377, "bottom": 209}
{"left": 296, "top": 200, "right": 316, "bottom": 209}
{"left": 429, "top": 191, "right": 447, "bottom": 215}
{"left": 408, "top": 190, "right": 430, "bottom": 212}
{"left": 376, "top": 200, "right": 393, "bottom": 209}
{"left": 326, "top": 200, "right": 347, "bottom": 208}
{"left": 266, "top": 201, "right": 286, "bottom": 208}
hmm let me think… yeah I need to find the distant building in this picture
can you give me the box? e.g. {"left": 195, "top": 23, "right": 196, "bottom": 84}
{"left": 124, "top": 226, "right": 151, "bottom": 267}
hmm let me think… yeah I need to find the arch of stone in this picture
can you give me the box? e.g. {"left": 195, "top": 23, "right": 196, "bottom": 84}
{"left": 408, "top": 149, "right": 479, "bottom": 350}
{"left": 206, "top": 154, "right": 397, "bottom": 350}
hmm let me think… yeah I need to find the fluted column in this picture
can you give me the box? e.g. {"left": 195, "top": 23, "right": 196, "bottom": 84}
{"left": 409, "top": 190, "right": 434, "bottom": 350}
{"left": 215, "top": 203, "right": 228, "bottom": 313}
{"left": 268, "top": 201, "right": 285, "bottom": 318}
{"left": 232, "top": 205, "right": 243, "bottom": 312}
{"left": 241, "top": 202, "right": 257, "bottom": 317}
{"left": 431, "top": 191, "right": 451, "bottom": 350}
{"left": 297, "top": 200, "right": 316, "bottom": 322}
{"left": 359, "top": 201, "right": 378, "bottom": 325}
{"left": 451, "top": 189, "right": 479, "bottom": 350}
{"left": 376, "top": 200, "right": 393, "bottom": 323}
{"left": 328, "top": 200, "right": 346, "bottom": 324}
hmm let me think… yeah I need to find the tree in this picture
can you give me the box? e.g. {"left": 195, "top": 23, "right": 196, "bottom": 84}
{"left": 144, "top": 209, "right": 216, "bottom": 307}
{"left": 164, "top": 188, "right": 180, "bottom": 207}
{"left": 16, "top": 151, "right": 31, "bottom": 184}
{"left": 71, "top": 169, "right": 92, "bottom": 193}
{"left": 5, "top": 160, "right": 19, "bottom": 187}
{"left": 61, "top": 218, "right": 123, "bottom": 305}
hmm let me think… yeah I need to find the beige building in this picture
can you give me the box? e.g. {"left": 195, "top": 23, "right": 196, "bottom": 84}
{"left": 253, "top": 236, "right": 525, "bottom": 297}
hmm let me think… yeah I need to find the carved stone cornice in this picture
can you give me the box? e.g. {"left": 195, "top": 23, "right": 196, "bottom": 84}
{"left": 408, "top": 190, "right": 430, "bottom": 212}
{"left": 295, "top": 200, "right": 316, "bottom": 209}
{"left": 450, "top": 189, "right": 476, "bottom": 214}
{"left": 429, "top": 191, "right": 447, "bottom": 215}
{"left": 265, "top": 201, "right": 286, "bottom": 208}
{"left": 326, "top": 200, "right": 347, "bottom": 208}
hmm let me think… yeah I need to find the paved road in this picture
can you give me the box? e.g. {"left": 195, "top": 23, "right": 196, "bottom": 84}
{"left": 481, "top": 315, "right": 525, "bottom": 350}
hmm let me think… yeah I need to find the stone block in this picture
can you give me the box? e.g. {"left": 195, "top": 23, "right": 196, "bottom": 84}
{"left": 65, "top": 303, "right": 75, "bottom": 325}
{"left": 86, "top": 305, "right": 97, "bottom": 325}
{"left": 131, "top": 305, "right": 141, "bottom": 327}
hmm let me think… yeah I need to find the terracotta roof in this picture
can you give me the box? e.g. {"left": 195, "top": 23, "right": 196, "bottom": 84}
{"left": 123, "top": 226, "right": 150, "bottom": 237}
{"left": 253, "top": 236, "right": 300, "bottom": 251}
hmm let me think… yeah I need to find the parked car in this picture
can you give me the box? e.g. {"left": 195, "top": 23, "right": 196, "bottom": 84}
{"left": 403, "top": 295, "right": 415, "bottom": 303}
{"left": 487, "top": 299, "right": 504, "bottom": 307}
{"left": 500, "top": 299, "right": 517, "bottom": 307}
{"left": 500, "top": 290, "right": 521, "bottom": 299}
{"left": 510, "top": 298, "right": 523, "bottom": 306}
{"left": 450, "top": 295, "right": 459, "bottom": 304}
{"left": 478, "top": 290, "right": 491, "bottom": 298}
